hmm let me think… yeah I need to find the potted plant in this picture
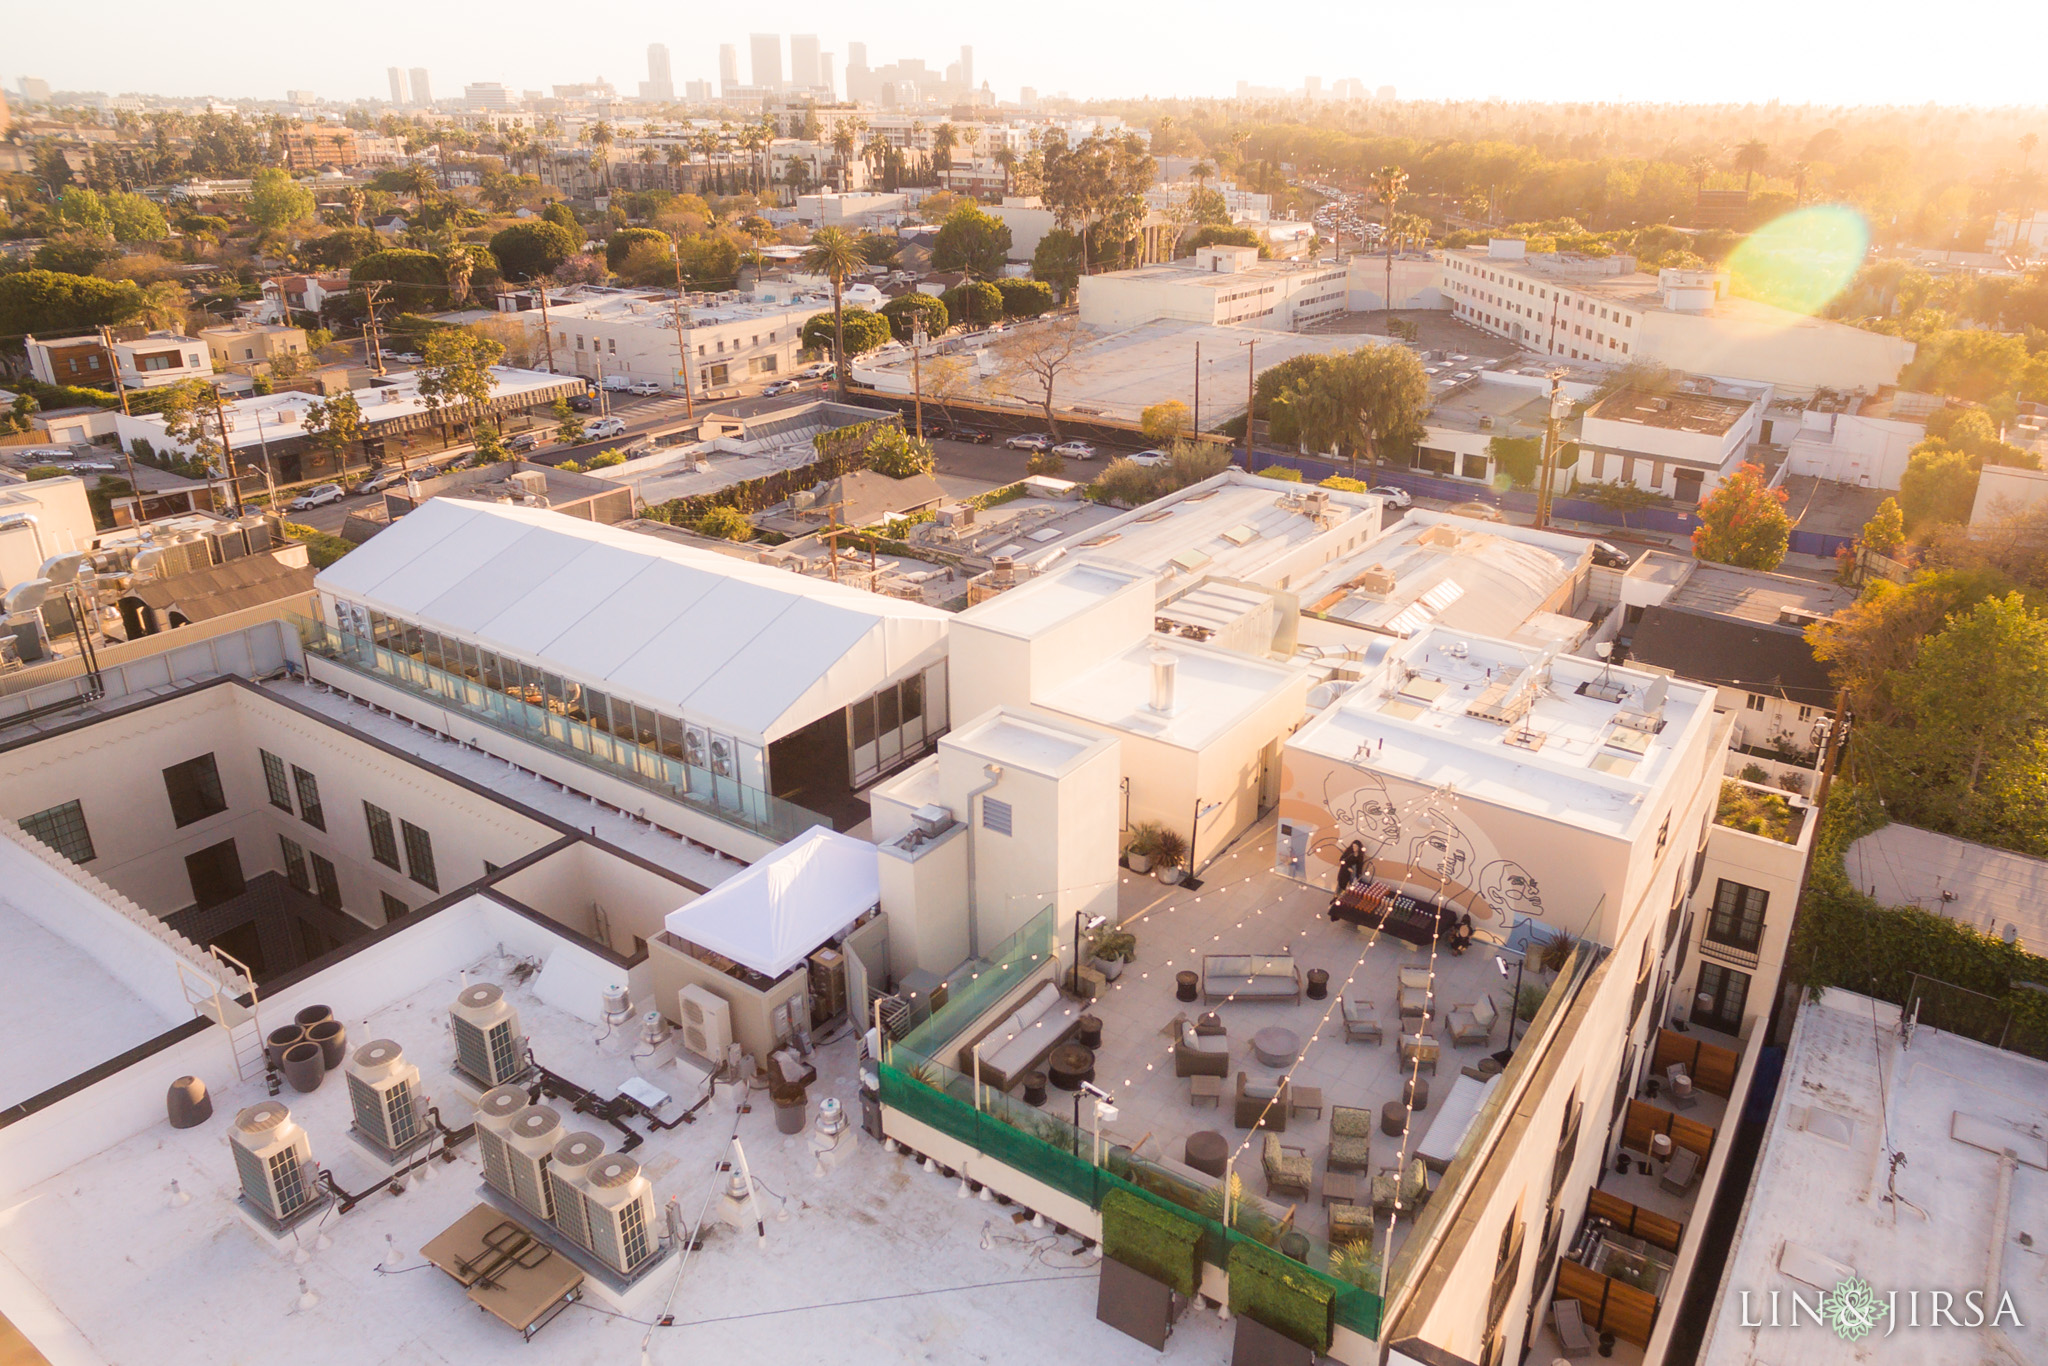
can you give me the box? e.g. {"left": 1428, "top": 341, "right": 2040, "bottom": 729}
{"left": 1153, "top": 828, "right": 1189, "bottom": 885}
{"left": 1089, "top": 927, "right": 1138, "bottom": 981}
{"left": 1124, "top": 821, "right": 1164, "bottom": 874}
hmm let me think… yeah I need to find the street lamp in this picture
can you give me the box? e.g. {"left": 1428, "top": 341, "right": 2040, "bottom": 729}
{"left": 1495, "top": 951, "right": 1527, "bottom": 1057}
{"left": 1073, "top": 913, "right": 1107, "bottom": 995}
{"left": 1075, "top": 1080, "right": 1118, "bottom": 1164}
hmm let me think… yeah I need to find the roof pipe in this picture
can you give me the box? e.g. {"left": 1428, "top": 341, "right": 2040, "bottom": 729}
{"left": 963, "top": 763, "right": 1003, "bottom": 961}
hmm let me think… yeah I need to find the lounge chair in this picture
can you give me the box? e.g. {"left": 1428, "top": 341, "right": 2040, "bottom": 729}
{"left": 1234, "top": 1071, "right": 1290, "bottom": 1131}
{"left": 1341, "top": 996, "right": 1383, "bottom": 1045}
{"left": 1660, "top": 1146, "right": 1700, "bottom": 1194}
{"left": 1328, "top": 1201, "right": 1373, "bottom": 1246}
{"left": 1173, "top": 1020, "right": 1230, "bottom": 1077}
{"left": 1261, "top": 1133, "right": 1313, "bottom": 1200}
{"left": 1445, "top": 995, "right": 1498, "bottom": 1048}
{"left": 1328, "top": 1105, "right": 1373, "bottom": 1174}
{"left": 1371, "top": 1158, "right": 1429, "bottom": 1216}
{"left": 1397, "top": 966, "right": 1434, "bottom": 1019}
{"left": 1551, "top": 1297, "right": 1596, "bottom": 1358}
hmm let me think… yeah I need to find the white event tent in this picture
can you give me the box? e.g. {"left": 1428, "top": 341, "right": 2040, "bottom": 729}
{"left": 662, "top": 826, "right": 880, "bottom": 979}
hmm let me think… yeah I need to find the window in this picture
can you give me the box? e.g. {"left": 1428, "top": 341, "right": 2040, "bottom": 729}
{"left": 364, "top": 802, "right": 400, "bottom": 869}
{"left": 606, "top": 338, "right": 616, "bottom": 354}
{"left": 311, "top": 852, "right": 342, "bottom": 910}
{"left": 982, "top": 797, "right": 1013, "bottom": 836}
{"left": 1745, "top": 693, "right": 1765, "bottom": 712}
{"left": 163, "top": 754, "right": 228, "bottom": 827}
{"left": 1550, "top": 1091, "right": 1583, "bottom": 1198}
{"left": 402, "top": 819, "right": 438, "bottom": 891}
{"left": 292, "top": 765, "right": 324, "bottom": 831}
{"left": 1695, "top": 961, "right": 1751, "bottom": 1031}
{"left": 380, "top": 891, "right": 409, "bottom": 922}
{"left": 21, "top": 800, "right": 95, "bottom": 864}
{"left": 1707, "top": 879, "right": 1768, "bottom": 952}
{"left": 185, "top": 839, "right": 246, "bottom": 909}
{"left": 279, "top": 835, "right": 310, "bottom": 892}
{"left": 1798, "top": 705, "right": 1814, "bottom": 722}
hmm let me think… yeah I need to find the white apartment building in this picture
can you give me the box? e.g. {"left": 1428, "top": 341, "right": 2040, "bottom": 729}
{"left": 1145, "top": 179, "right": 1273, "bottom": 224}
{"left": 25, "top": 330, "right": 210, "bottom": 393}
{"left": 1079, "top": 245, "right": 1350, "bottom": 330}
{"left": 1443, "top": 240, "right": 1916, "bottom": 395}
{"left": 510, "top": 286, "right": 826, "bottom": 395}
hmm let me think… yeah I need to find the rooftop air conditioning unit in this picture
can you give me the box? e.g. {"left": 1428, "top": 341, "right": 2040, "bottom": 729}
{"left": 546, "top": 1131, "right": 607, "bottom": 1251}
{"left": 502, "top": 1103, "right": 564, "bottom": 1220}
{"left": 230, "top": 1101, "right": 321, "bottom": 1229}
{"left": 581, "top": 1153, "right": 659, "bottom": 1275}
{"left": 345, "top": 1038, "right": 427, "bottom": 1160}
{"left": 911, "top": 803, "right": 953, "bottom": 837}
{"left": 1478, "top": 415, "right": 1495, "bottom": 430}
{"left": 451, "top": 982, "right": 526, "bottom": 1087}
{"left": 510, "top": 470, "right": 548, "bottom": 496}
{"left": 677, "top": 984, "right": 733, "bottom": 1063}
{"left": 472, "top": 1084, "right": 531, "bottom": 1202}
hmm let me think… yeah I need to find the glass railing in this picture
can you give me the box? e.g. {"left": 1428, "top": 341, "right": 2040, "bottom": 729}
{"left": 293, "top": 614, "right": 834, "bottom": 844}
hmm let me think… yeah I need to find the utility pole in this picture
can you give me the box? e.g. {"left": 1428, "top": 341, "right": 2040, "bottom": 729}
{"left": 911, "top": 321, "right": 926, "bottom": 439}
{"left": 1239, "top": 337, "right": 1256, "bottom": 455}
{"left": 1192, "top": 340, "right": 1201, "bottom": 436}
{"left": 1534, "top": 368, "right": 1570, "bottom": 529}
{"left": 667, "top": 243, "right": 696, "bottom": 418}
{"left": 534, "top": 276, "right": 557, "bottom": 376}
{"left": 97, "top": 326, "right": 131, "bottom": 415}
{"left": 360, "top": 282, "right": 388, "bottom": 377}
{"left": 208, "top": 384, "right": 239, "bottom": 516}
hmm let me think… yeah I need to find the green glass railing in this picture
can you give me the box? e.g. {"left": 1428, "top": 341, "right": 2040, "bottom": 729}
{"left": 293, "top": 615, "right": 833, "bottom": 844}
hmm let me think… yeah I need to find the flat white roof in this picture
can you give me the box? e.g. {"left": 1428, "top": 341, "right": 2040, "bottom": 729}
{"left": 1290, "top": 624, "right": 1715, "bottom": 838}
{"left": 1844, "top": 823, "right": 2048, "bottom": 951}
{"left": 945, "top": 708, "right": 1111, "bottom": 779}
{"left": 955, "top": 561, "right": 1150, "bottom": 639}
{"left": 1296, "top": 513, "right": 1587, "bottom": 642}
{"left": 316, "top": 500, "right": 949, "bottom": 746}
{"left": 1040, "top": 639, "right": 1302, "bottom": 752}
{"left": 1700, "top": 989, "right": 2048, "bottom": 1366}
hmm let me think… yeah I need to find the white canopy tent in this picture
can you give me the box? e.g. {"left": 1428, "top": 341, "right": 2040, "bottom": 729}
{"left": 315, "top": 499, "right": 950, "bottom": 748}
{"left": 662, "top": 826, "right": 880, "bottom": 980}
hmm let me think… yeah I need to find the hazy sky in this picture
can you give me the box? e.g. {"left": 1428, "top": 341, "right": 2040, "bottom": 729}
{"left": 9, "top": 0, "right": 2048, "bottom": 106}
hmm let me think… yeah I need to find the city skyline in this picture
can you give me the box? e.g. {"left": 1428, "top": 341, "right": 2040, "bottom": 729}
{"left": 8, "top": 0, "right": 2048, "bottom": 107}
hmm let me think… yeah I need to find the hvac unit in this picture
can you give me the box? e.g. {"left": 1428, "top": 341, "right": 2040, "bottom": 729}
{"left": 229, "top": 1101, "right": 322, "bottom": 1230}
{"left": 546, "top": 1131, "right": 606, "bottom": 1252}
{"left": 682, "top": 725, "right": 708, "bottom": 769}
{"left": 581, "top": 1153, "right": 659, "bottom": 1276}
{"left": 677, "top": 984, "right": 733, "bottom": 1063}
{"left": 809, "top": 948, "right": 848, "bottom": 1023}
{"left": 708, "top": 735, "right": 735, "bottom": 778}
{"left": 204, "top": 524, "right": 247, "bottom": 563}
{"left": 344, "top": 1038, "right": 427, "bottom": 1160}
{"left": 450, "top": 982, "right": 526, "bottom": 1087}
{"left": 472, "top": 1084, "right": 530, "bottom": 1202}
{"left": 502, "top": 1103, "right": 564, "bottom": 1220}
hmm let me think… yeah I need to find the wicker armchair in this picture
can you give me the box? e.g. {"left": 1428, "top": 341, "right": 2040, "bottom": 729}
{"left": 1371, "top": 1158, "right": 1430, "bottom": 1216}
{"left": 1341, "top": 997, "right": 1383, "bottom": 1045}
{"left": 1328, "top": 1105, "right": 1374, "bottom": 1174}
{"left": 1328, "top": 1201, "right": 1374, "bottom": 1246}
{"left": 1261, "top": 1133, "right": 1313, "bottom": 1200}
{"left": 1234, "top": 1071, "right": 1290, "bottom": 1131}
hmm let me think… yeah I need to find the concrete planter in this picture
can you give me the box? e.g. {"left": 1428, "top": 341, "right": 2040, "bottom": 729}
{"left": 281, "top": 1041, "right": 326, "bottom": 1094}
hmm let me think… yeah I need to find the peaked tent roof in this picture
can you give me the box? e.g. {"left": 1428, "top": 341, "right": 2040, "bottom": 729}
{"left": 315, "top": 500, "right": 950, "bottom": 745}
{"left": 661, "top": 826, "right": 879, "bottom": 979}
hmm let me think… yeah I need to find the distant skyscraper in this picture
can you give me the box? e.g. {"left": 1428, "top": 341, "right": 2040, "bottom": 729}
{"left": 959, "top": 46, "right": 973, "bottom": 91}
{"left": 789, "top": 34, "right": 821, "bottom": 90}
{"left": 1020, "top": 86, "right": 1038, "bottom": 108}
{"left": 685, "top": 79, "right": 712, "bottom": 102}
{"left": 642, "top": 43, "right": 674, "bottom": 101}
{"left": 718, "top": 44, "right": 739, "bottom": 91}
{"left": 408, "top": 68, "right": 432, "bottom": 107}
{"left": 844, "top": 44, "right": 870, "bottom": 103}
{"left": 818, "top": 52, "right": 835, "bottom": 99}
{"left": 749, "top": 34, "right": 782, "bottom": 90}
{"left": 387, "top": 68, "right": 408, "bottom": 106}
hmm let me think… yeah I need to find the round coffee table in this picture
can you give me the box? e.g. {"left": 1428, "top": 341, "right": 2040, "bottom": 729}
{"left": 1251, "top": 1026, "right": 1301, "bottom": 1068}
{"left": 1046, "top": 1042, "right": 1096, "bottom": 1090}
{"left": 1184, "top": 1130, "right": 1228, "bottom": 1178}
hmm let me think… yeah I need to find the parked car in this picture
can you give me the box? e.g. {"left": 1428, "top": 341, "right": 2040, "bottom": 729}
{"left": 391, "top": 351, "right": 423, "bottom": 364}
{"left": 1051, "top": 441, "right": 1098, "bottom": 460}
{"left": 288, "top": 483, "right": 345, "bottom": 510}
{"left": 950, "top": 427, "right": 992, "bottom": 444}
{"left": 1127, "top": 449, "right": 1172, "bottom": 468}
{"left": 762, "top": 379, "right": 800, "bottom": 396}
{"left": 567, "top": 395, "right": 596, "bottom": 413}
{"left": 600, "top": 375, "right": 632, "bottom": 392}
{"left": 799, "top": 362, "right": 832, "bottom": 378}
{"left": 508, "top": 432, "right": 545, "bottom": 453}
{"left": 1588, "top": 540, "right": 1633, "bottom": 569}
{"left": 1367, "top": 485, "right": 1413, "bottom": 509}
{"left": 1005, "top": 433, "right": 1053, "bottom": 451}
{"left": 1447, "top": 500, "right": 1506, "bottom": 523}
{"left": 627, "top": 381, "right": 662, "bottom": 396}
{"left": 586, "top": 416, "right": 627, "bottom": 439}
{"left": 356, "top": 469, "right": 407, "bottom": 495}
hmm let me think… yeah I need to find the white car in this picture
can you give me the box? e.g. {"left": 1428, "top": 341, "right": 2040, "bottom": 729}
{"left": 627, "top": 381, "right": 662, "bottom": 396}
{"left": 391, "top": 351, "right": 423, "bottom": 364}
{"left": 1005, "top": 433, "right": 1053, "bottom": 451}
{"left": 1367, "top": 486, "right": 1413, "bottom": 509}
{"left": 1127, "top": 449, "right": 1172, "bottom": 468}
{"left": 799, "top": 362, "right": 832, "bottom": 378}
{"left": 289, "top": 483, "right": 345, "bottom": 510}
{"left": 585, "top": 417, "right": 627, "bottom": 439}
{"left": 1052, "top": 441, "right": 1098, "bottom": 460}
{"left": 600, "top": 376, "right": 632, "bottom": 392}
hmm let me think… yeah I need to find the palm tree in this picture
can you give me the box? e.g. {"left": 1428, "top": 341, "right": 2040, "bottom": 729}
{"left": 993, "top": 146, "right": 1017, "bottom": 198}
{"left": 444, "top": 248, "right": 474, "bottom": 308}
{"left": 931, "top": 122, "right": 958, "bottom": 193}
{"left": 666, "top": 142, "right": 687, "bottom": 190}
{"left": 637, "top": 145, "right": 658, "bottom": 189}
{"left": 343, "top": 184, "right": 366, "bottom": 227}
{"left": 136, "top": 280, "right": 190, "bottom": 332}
{"left": 1688, "top": 154, "right": 1715, "bottom": 197}
{"left": 803, "top": 226, "right": 864, "bottom": 402}
{"left": 1732, "top": 139, "right": 1769, "bottom": 194}
{"left": 1790, "top": 161, "right": 1812, "bottom": 206}
{"left": 1372, "top": 164, "right": 1408, "bottom": 324}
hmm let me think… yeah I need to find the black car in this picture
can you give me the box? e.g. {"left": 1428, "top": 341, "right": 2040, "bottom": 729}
{"left": 951, "top": 428, "right": 992, "bottom": 444}
{"left": 1588, "top": 540, "right": 1632, "bottom": 569}
{"left": 568, "top": 395, "right": 596, "bottom": 413}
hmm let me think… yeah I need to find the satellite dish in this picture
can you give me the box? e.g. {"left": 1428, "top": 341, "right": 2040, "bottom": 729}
{"left": 38, "top": 551, "right": 87, "bottom": 586}
{"left": 3, "top": 579, "right": 53, "bottom": 616}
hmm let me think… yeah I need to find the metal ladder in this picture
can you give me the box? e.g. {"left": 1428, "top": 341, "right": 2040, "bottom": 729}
{"left": 178, "top": 946, "right": 264, "bottom": 1082}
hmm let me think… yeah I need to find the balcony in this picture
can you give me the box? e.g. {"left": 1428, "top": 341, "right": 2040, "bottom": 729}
{"left": 294, "top": 614, "right": 832, "bottom": 844}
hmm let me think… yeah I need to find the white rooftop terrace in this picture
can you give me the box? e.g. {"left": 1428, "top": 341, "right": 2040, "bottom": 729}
{"left": 1295, "top": 514, "right": 1590, "bottom": 644}
{"left": 1040, "top": 637, "right": 1304, "bottom": 753}
{"left": 1291, "top": 626, "right": 1716, "bottom": 839}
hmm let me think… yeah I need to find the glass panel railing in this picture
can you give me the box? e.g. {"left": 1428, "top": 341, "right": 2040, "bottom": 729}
{"left": 293, "top": 614, "right": 835, "bottom": 844}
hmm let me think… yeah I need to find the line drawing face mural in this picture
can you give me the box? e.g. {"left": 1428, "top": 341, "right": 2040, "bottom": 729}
{"left": 1478, "top": 859, "right": 1545, "bottom": 925}
{"left": 1407, "top": 809, "right": 1475, "bottom": 886}
{"left": 1325, "top": 772, "right": 1402, "bottom": 859}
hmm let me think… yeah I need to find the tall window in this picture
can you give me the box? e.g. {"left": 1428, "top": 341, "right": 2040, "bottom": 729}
{"left": 279, "top": 834, "right": 310, "bottom": 892}
{"left": 260, "top": 750, "right": 292, "bottom": 812}
{"left": 402, "top": 819, "right": 438, "bottom": 892}
{"left": 21, "top": 800, "right": 95, "bottom": 865}
{"left": 1707, "top": 879, "right": 1768, "bottom": 953}
{"left": 163, "top": 754, "right": 228, "bottom": 828}
{"left": 364, "top": 801, "right": 400, "bottom": 870}
{"left": 292, "top": 766, "right": 324, "bottom": 831}
{"left": 311, "top": 852, "right": 342, "bottom": 910}
{"left": 380, "top": 892, "right": 409, "bottom": 922}
{"left": 1695, "top": 962, "right": 1751, "bottom": 1032}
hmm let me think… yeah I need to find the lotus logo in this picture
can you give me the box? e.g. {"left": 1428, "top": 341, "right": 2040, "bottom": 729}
{"left": 1819, "top": 1277, "right": 1887, "bottom": 1342}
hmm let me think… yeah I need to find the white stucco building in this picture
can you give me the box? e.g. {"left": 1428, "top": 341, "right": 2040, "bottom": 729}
{"left": 507, "top": 285, "right": 828, "bottom": 395}
{"left": 1078, "top": 246, "right": 1350, "bottom": 330}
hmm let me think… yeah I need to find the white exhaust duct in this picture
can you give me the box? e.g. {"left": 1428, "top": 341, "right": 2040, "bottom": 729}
{"left": 1149, "top": 650, "right": 1178, "bottom": 715}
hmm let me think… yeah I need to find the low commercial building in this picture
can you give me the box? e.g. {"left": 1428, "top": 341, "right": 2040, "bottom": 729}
{"left": 200, "top": 323, "right": 311, "bottom": 376}
{"left": 1078, "top": 246, "right": 1350, "bottom": 331}
{"left": 1575, "top": 384, "right": 1765, "bottom": 504}
{"left": 1442, "top": 240, "right": 1916, "bottom": 395}
{"left": 1779, "top": 386, "right": 1937, "bottom": 490}
{"left": 792, "top": 191, "right": 907, "bottom": 226}
{"left": 26, "top": 329, "right": 210, "bottom": 392}
{"left": 505, "top": 285, "right": 825, "bottom": 396}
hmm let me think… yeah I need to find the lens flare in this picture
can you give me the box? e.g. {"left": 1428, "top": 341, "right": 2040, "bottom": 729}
{"left": 1724, "top": 206, "right": 1870, "bottom": 317}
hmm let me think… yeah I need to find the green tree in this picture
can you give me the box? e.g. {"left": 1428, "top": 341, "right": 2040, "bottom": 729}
{"left": 1899, "top": 441, "right": 1983, "bottom": 529}
{"left": 803, "top": 225, "right": 868, "bottom": 401}
{"left": 1183, "top": 223, "right": 1265, "bottom": 256}
{"left": 1691, "top": 462, "right": 1791, "bottom": 569}
{"left": 940, "top": 280, "right": 1003, "bottom": 330}
{"left": 417, "top": 327, "right": 507, "bottom": 441}
{"left": 248, "top": 168, "right": 317, "bottom": 235}
{"left": 471, "top": 426, "right": 511, "bottom": 465}
{"left": 351, "top": 249, "right": 451, "bottom": 309}
{"left": 865, "top": 425, "right": 935, "bottom": 478}
{"left": 995, "top": 278, "right": 1055, "bottom": 319}
{"left": 1031, "top": 228, "right": 1085, "bottom": 300}
{"left": 1582, "top": 479, "right": 1664, "bottom": 529}
{"left": 0, "top": 270, "right": 144, "bottom": 339}
{"left": 1371, "top": 164, "right": 1409, "bottom": 321}
{"left": 156, "top": 378, "right": 231, "bottom": 487}
{"left": 1901, "top": 329, "right": 2030, "bottom": 404}
{"left": 694, "top": 505, "right": 754, "bottom": 541}
{"left": 1273, "top": 344, "right": 1431, "bottom": 470}
{"left": 674, "top": 233, "right": 741, "bottom": 287}
{"left": 606, "top": 226, "right": 670, "bottom": 270}
{"left": 930, "top": 203, "right": 1013, "bottom": 280}
{"left": 1858, "top": 497, "right": 1906, "bottom": 558}
{"left": 615, "top": 239, "right": 678, "bottom": 287}
{"left": 304, "top": 392, "right": 366, "bottom": 475}
{"left": 489, "top": 221, "right": 580, "bottom": 283}
{"left": 105, "top": 192, "right": 168, "bottom": 243}
{"left": 1142, "top": 401, "right": 1192, "bottom": 443}
{"left": 542, "top": 202, "right": 581, "bottom": 235}
{"left": 551, "top": 397, "right": 586, "bottom": 445}
{"left": 56, "top": 186, "right": 111, "bottom": 237}
{"left": 32, "top": 235, "right": 119, "bottom": 276}
{"left": 879, "top": 292, "right": 948, "bottom": 343}
{"left": 800, "top": 308, "right": 891, "bottom": 358}
{"left": 304, "top": 227, "right": 380, "bottom": 268}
